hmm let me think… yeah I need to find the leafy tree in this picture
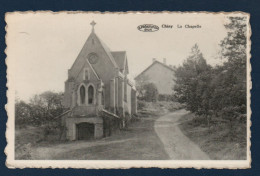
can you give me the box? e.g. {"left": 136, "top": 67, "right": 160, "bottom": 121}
{"left": 220, "top": 17, "right": 247, "bottom": 67}
{"left": 142, "top": 83, "right": 159, "bottom": 102}
{"left": 39, "top": 91, "right": 64, "bottom": 120}
{"left": 15, "top": 100, "right": 32, "bottom": 126}
{"left": 173, "top": 44, "right": 211, "bottom": 114}
{"left": 173, "top": 17, "right": 247, "bottom": 127}
{"left": 218, "top": 16, "right": 247, "bottom": 117}
{"left": 205, "top": 17, "right": 247, "bottom": 123}
{"left": 15, "top": 91, "right": 64, "bottom": 126}
{"left": 135, "top": 74, "right": 149, "bottom": 99}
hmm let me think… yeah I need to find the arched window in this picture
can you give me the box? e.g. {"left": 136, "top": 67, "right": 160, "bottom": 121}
{"left": 88, "top": 85, "right": 94, "bottom": 104}
{"left": 80, "top": 85, "right": 86, "bottom": 104}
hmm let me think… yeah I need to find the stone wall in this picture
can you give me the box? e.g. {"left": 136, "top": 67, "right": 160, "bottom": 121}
{"left": 65, "top": 117, "right": 103, "bottom": 140}
{"left": 72, "top": 105, "right": 97, "bottom": 116}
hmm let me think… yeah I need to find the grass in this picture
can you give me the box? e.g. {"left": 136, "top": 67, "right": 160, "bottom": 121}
{"left": 15, "top": 125, "right": 62, "bottom": 159}
{"left": 15, "top": 101, "right": 171, "bottom": 160}
{"left": 178, "top": 113, "right": 247, "bottom": 160}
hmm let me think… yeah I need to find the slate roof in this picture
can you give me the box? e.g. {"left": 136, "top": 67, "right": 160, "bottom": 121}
{"left": 95, "top": 34, "right": 119, "bottom": 69}
{"left": 95, "top": 34, "right": 128, "bottom": 74}
{"left": 111, "top": 51, "right": 128, "bottom": 73}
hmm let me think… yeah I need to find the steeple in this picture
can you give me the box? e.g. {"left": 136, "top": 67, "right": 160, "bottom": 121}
{"left": 90, "top": 20, "right": 96, "bottom": 33}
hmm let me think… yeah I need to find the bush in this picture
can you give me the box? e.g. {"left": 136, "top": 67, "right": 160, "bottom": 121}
{"left": 137, "top": 100, "right": 146, "bottom": 110}
{"left": 15, "top": 91, "right": 65, "bottom": 127}
{"left": 158, "top": 94, "right": 176, "bottom": 101}
{"left": 40, "top": 122, "right": 63, "bottom": 142}
{"left": 142, "top": 83, "right": 159, "bottom": 102}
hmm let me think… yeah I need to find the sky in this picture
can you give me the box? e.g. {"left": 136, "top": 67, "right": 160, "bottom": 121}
{"left": 6, "top": 12, "right": 230, "bottom": 101}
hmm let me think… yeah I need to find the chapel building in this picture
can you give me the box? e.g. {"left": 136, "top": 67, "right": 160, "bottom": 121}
{"left": 62, "top": 21, "right": 137, "bottom": 140}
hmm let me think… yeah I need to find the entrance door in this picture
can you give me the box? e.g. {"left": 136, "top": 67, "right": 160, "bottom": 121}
{"left": 76, "top": 123, "right": 95, "bottom": 140}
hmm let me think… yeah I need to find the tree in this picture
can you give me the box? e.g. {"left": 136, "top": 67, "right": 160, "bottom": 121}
{"left": 142, "top": 83, "right": 159, "bottom": 102}
{"left": 173, "top": 17, "right": 247, "bottom": 127}
{"left": 39, "top": 91, "right": 64, "bottom": 120}
{"left": 135, "top": 74, "right": 149, "bottom": 99}
{"left": 220, "top": 17, "right": 247, "bottom": 67}
{"left": 15, "top": 91, "right": 65, "bottom": 126}
{"left": 135, "top": 74, "right": 159, "bottom": 102}
{"left": 15, "top": 100, "right": 32, "bottom": 126}
{"left": 173, "top": 44, "right": 211, "bottom": 114}
{"left": 213, "top": 16, "right": 247, "bottom": 122}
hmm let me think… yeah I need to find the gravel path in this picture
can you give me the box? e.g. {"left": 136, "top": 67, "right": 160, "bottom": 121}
{"left": 154, "top": 109, "right": 209, "bottom": 160}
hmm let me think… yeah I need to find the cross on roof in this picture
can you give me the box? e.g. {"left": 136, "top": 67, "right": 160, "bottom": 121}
{"left": 90, "top": 20, "right": 96, "bottom": 32}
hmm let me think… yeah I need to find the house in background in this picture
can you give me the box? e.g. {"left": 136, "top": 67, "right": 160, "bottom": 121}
{"left": 135, "top": 58, "right": 175, "bottom": 97}
{"left": 62, "top": 21, "right": 137, "bottom": 141}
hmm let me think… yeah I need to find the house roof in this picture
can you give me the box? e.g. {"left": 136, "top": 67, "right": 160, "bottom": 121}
{"left": 135, "top": 60, "right": 174, "bottom": 80}
{"left": 94, "top": 33, "right": 129, "bottom": 74}
{"left": 95, "top": 34, "right": 119, "bottom": 69}
{"left": 111, "top": 51, "right": 128, "bottom": 73}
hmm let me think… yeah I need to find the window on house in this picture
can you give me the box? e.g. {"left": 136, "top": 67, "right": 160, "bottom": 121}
{"left": 80, "top": 85, "right": 86, "bottom": 105}
{"left": 88, "top": 85, "right": 94, "bottom": 104}
{"left": 84, "top": 69, "right": 89, "bottom": 80}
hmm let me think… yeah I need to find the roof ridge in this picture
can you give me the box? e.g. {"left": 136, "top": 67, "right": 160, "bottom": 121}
{"left": 155, "top": 60, "right": 174, "bottom": 71}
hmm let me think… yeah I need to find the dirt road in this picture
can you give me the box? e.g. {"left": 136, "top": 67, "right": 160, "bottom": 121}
{"left": 154, "top": 109, "right": 209, "bottom": 160}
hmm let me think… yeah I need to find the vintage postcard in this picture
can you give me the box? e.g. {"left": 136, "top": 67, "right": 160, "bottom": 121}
{"left": 5, "top": 12, "right": 251, "bottom": 169}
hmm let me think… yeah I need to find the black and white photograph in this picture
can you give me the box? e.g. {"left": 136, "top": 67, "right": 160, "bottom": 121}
{"left": 5, "top": 12, "right": 251, "bottom": 168}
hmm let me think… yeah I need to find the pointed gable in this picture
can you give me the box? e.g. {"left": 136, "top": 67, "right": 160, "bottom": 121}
{"left": 68, "top": 31, "right": 120, "bottom": 83}
{"left": 74, "top": 59, "right": 100, "bottom": 83}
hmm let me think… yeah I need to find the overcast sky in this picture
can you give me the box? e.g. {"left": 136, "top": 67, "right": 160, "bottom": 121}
{"left": 6, "top": 12, "right": 230, "bottom": 101}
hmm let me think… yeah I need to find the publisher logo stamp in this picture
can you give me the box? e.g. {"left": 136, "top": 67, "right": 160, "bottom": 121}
{"left": 137, "top": 24, "right": 159, "bottom": 32}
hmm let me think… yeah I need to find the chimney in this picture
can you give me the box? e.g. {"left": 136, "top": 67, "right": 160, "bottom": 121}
{"left": 152, "top": 58, "right": 156, "bottom": 63}
{"left": 163, "top": 58, "right": 167, "bottom": 65}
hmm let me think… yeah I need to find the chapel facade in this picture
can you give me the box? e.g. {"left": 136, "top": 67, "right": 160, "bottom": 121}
{"left": 62, "top": 21, "right": 137, "bottom": 141}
